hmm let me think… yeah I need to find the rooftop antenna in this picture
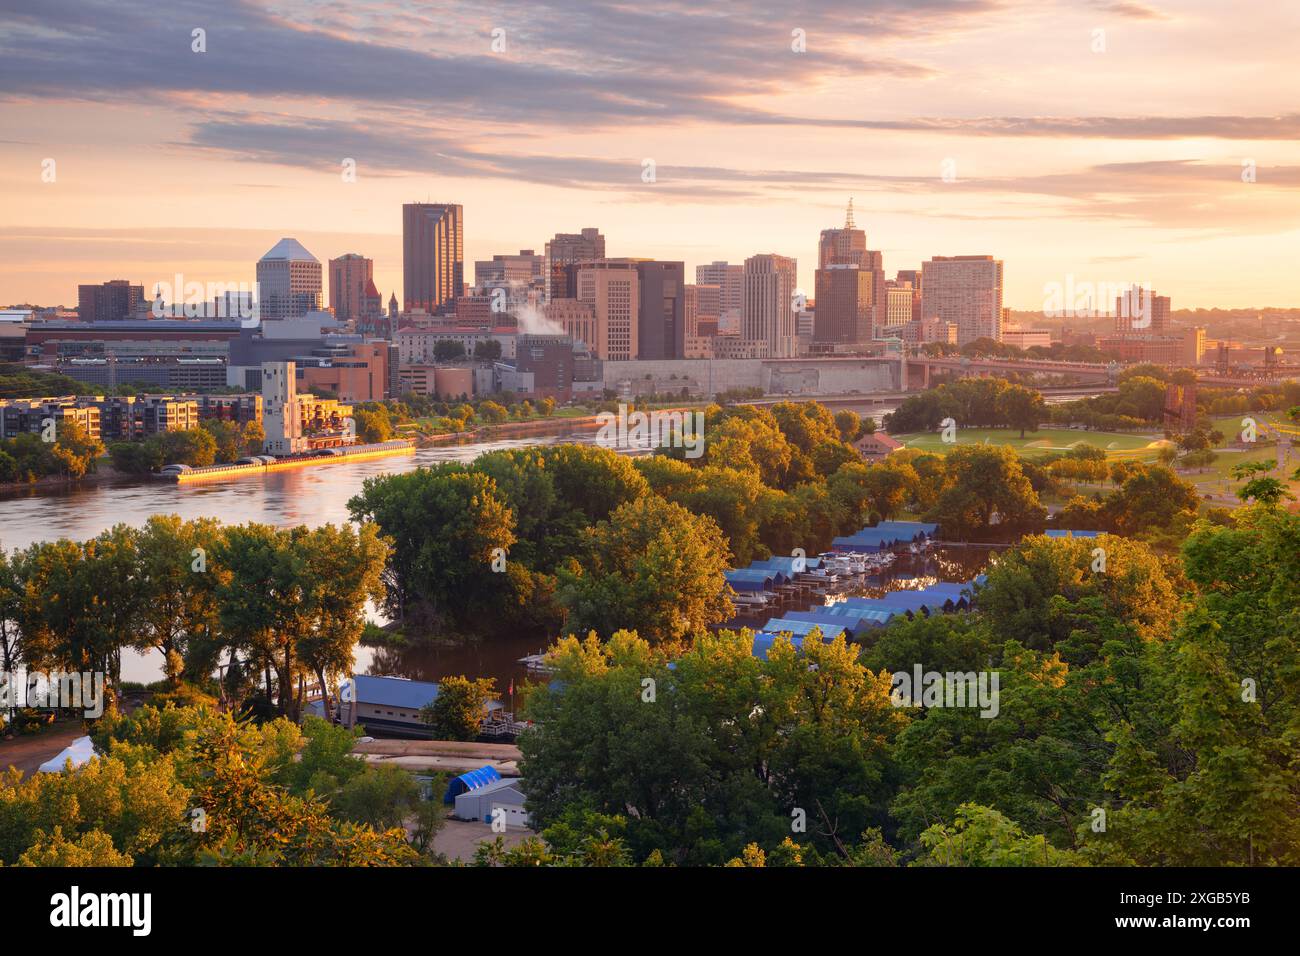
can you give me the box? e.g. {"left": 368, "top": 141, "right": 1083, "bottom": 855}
{"left": 845, "top": 197, "right": 856, "bottom": 229}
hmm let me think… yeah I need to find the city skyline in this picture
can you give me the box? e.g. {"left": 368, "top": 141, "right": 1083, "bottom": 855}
{"left": 3, "top": 0, "right": 1300, "bottom": 309}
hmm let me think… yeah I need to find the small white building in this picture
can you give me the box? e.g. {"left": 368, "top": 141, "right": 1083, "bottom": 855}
{"left": 453, "top": 777, "right": 530, "bottom": 828}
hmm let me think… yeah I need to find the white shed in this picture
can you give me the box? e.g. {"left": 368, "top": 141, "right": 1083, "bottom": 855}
{"left": 453, "top": 777, "right": 530, "bottom": 828}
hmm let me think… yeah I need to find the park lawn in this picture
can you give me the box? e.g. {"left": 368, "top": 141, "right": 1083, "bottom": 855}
{"left": 891, "top": 426, "right": 1168, "bottom": 460}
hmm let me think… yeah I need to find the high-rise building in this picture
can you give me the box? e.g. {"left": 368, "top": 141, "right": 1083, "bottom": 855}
{"left": 329, "top": 253, "right": 372, "bottom": 326}
{"left": 403, "top": 203, "right": 464, "bottom": 314}
{"left": 1113, "top": 286, "right": 1171, "bottom": 333}
{"left": 695, "top": 261, "right": 743, "bottom": 333}
{"left": 896, "top": 270, "right": 923, "bottom": 323}
{"left": 818, "top": 199, "right": 867, "bottom": 269}
{"left": 474, "top": 249, "right": 545, "bottom": 287}
{"left": 544, "top": 228, "right": 605, "bottom": 301}
{"left": 256, "top": 239, "right": 322, "bottom": 322}
{"left": 920, "top": 255, "right": 1004, "bottom": 345}
{"left": 575, "top": 260, "right": 639, "bottom": 361}
{"left": 78, "top": 280, "right": 144, "bottom": 322}
{"left": 634, "top": 260, "right": 685, "bottom": 360}
{"left": 885, "top": 280, "right": 916, "bottom": 330}
{"left": 742, "top": 254, "right": 798, "bottom": 358}
{"left": 814, "top": 266, "right": 873, "bottom": 345}
{"left": 262, "top": 361, "right": 305, "bottom": 454}
{"left": 813, "top": 201, "right": 886, "bottom": 344}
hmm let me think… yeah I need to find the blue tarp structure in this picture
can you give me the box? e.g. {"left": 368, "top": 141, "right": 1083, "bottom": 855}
{"left": 832, "top": 520, "right": 940, "bottom": 553}
{"left": 780, "top": 610, "right": 873, "bottom": 638}
{"left": 725, "top": 569, "right": 779, "bottom": 592}
{"left": 751, "top": 631, "right": 802, "bottom": 660}
{"left": 762, "top": 617, "right": 850, "bottom": 640}
{"left": 1046, "top": 529, "right": 1101, "bottom": 538}
{"left": 821, "top": 603, "right": 899, "bottom": 626}
{"left": 443, "top": 765, "right": 502, "bottom": 805}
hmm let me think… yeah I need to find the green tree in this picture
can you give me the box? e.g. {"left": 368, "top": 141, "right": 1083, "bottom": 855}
{"left": 557, "top": 496, "right": 733, "bottom": 643}
{"left": 419, "top": 675, "right": 497, "bottom": 741}
{"left": 926, "top": 444, "right": 1045, "bottom": 539}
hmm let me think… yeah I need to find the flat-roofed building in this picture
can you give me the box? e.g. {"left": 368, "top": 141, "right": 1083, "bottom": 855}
{"left": 920, "top": 255, "right": 1004, "bottom": 345}
{"left": 742, "top": 253, "right": 798, "bottom": 358}
{"left": 403, "top": 203, "right": 464, "bottom": 314}
{"left": 576, "top": 260, "right": 639, "bottom": 361}
{"left": 544, "top": 228, "right": 605, "bottom": 301}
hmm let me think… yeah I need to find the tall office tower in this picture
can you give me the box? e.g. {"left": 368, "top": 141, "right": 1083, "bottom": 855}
{"left": 885, "top": 280, "right": 916, "bottom": 330}
{"left": 814, "top": 265, "right": 874, "bottom": 345}
{"left": 742, "top": 254, "right": 798, "bottom": 358}
{"left": 544, "top": 228, "right": 605, "bottom": 301}
{"left": 633, "top": 260, "right": 685, "bottom": 360}
{"left": 813, "top": 201, "right": 871, "bottom": 345}
{"left": 261, "top": 361, "right": 304, "bottom": 455}
{"left": 575, "top": 260, "right": 639, "bottom": 361}
{"left": 684, "top": 283, "right": 721, "bottom": 358}
{"left": 695, "top": 261, "right": 743, "bottom": 332}
{"left": 256, "top": 239, "right": 322, "bottom": 322}
{"left": 862, "top": 249, "right": 888, "bottom": 337}
{"left": 813, "top": 200, "right": 887, "bottom": 343}
{"left": 1113, "top": 286, "right": 1170, "bottom": 333}
{"left": 329, "top": 253, "right": 373, "bottom": 326}
{"left": 474, "top": 249, "right": 545, "bottom": 287}
{"left": 403, "top": 203, "right": 464, "bottom": 314}
{"left": 920, "top": 255, "right": 1004, "bottom": 345}
{"left": 691, "top": 284, "right": 721, "bottom": 334}
{"left": 818, "top": 198, "right": 867, "bottom": 268}
{"left": 78, "top": 280, "right": 144, "bottom": 322}
{"left": 896, "top": 269, "right": 923, "bottom": 322}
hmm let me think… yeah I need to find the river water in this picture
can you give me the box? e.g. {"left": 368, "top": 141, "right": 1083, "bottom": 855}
{"left": 0, "top": 426, "right": 615, "bottom": 686}
{"left": 1, "top": 405, "right": 996, "bottom": 689}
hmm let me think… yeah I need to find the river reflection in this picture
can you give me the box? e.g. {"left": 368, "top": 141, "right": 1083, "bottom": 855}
{"left": 0, "top": 413, "right": 1003, "bottom": 689}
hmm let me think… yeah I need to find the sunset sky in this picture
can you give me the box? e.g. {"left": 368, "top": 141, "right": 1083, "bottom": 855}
{"left": 2, "top": 0, "right": 1299, "bottom": 310}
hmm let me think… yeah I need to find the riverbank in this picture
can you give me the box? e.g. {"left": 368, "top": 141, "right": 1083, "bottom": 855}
{"left": 0, "top": 462, "right": 128, "bottom": 494}
{"left": 415, "top": 414, "right": 605, "bottom": 446}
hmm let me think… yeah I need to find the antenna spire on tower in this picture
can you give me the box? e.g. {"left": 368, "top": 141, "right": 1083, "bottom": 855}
{"left": 845, "top": 197, "right": 855, "bottom": 229}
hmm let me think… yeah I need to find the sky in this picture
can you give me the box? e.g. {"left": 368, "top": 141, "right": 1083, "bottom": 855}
{"left": 2, "top": 0, "right": 1299, "bottom": 310}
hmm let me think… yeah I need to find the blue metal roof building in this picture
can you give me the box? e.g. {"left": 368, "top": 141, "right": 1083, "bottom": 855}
{"left": 350, "top": 674, "right": 441, "bottom": 710}
{"left": 780, "top": 610, "right": 874, "bottom": 639}
{"left": 751, "top": 631, "right": 802, "bottom": 660}
{"left": 1045, "top": 529, "right": 1102, "bottom": 538}
{"left": 762, "top": 617, "right": 850, "bottom": 641}
{"left": 725, "top": 569, "right": 780, "bottom": 592}
{"left": 443, "top": 765, "right": 503, "bottom": 804}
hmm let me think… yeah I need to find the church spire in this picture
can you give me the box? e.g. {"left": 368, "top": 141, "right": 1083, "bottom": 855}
{"left": 845, "top": 197, "right": 855, "bottom": 229}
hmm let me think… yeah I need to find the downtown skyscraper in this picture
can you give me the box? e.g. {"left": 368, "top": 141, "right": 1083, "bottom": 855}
{"left": 403, "top": 203, "right": 464, "bottom": 314}
{"left": 256, "top": 238, "right": 322, "bottom": 322}
{"left": 742, "top": 253, "right": 798, "bottom": 358}
{"left": 814, "top": 200, "right": 884, "bottom": 346}
{"left": 920, "top": 255, "right": 1005, "bottom": 345}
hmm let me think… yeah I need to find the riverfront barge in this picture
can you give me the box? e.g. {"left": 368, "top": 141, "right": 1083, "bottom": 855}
{"left": 155, "top": 440, "right": 416, "bottom": 483}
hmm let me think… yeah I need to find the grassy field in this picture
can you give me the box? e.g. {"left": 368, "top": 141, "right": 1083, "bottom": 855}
{"left": 891, "top": 427, "right": 1170, "bottom": 460}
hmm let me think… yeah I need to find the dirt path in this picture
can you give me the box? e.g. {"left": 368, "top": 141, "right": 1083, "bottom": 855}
{"left": 0, "top": 722, "right": 87, "bottom": 776}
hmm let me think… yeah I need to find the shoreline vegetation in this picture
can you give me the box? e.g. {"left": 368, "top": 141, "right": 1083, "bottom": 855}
{"left": 2, "top": 380, "right": 1299, "bottom": 868}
